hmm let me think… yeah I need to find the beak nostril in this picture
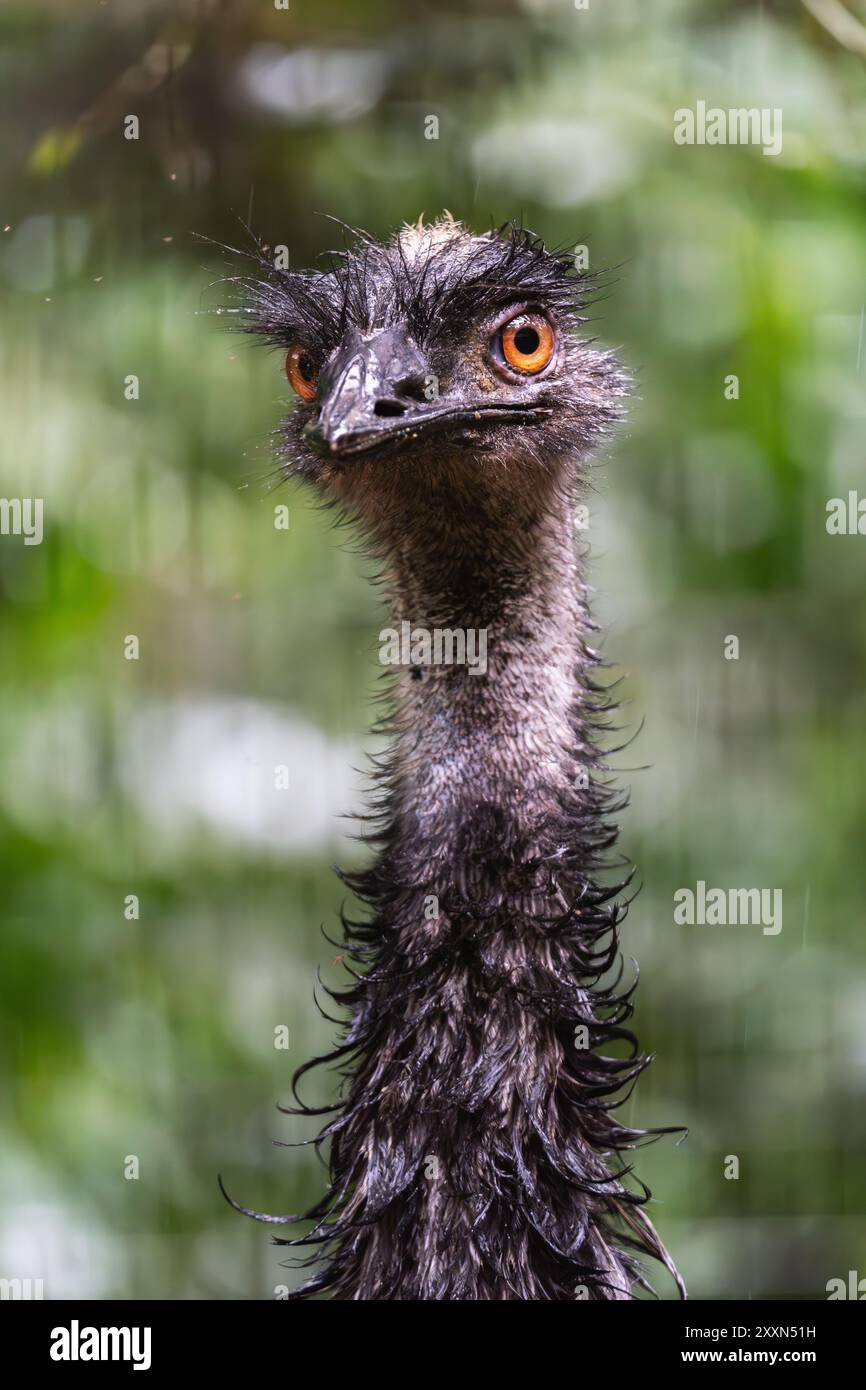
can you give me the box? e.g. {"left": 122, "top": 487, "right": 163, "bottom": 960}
{"left": 374, "top": 398, "right": 408, "bottom": 418}
{"left": 393, "top": 371, "right": 429, "bottom": 405}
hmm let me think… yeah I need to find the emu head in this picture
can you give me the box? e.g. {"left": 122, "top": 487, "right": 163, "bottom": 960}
{"left": 236, "top": 215, "right": 625, "bottom": 532}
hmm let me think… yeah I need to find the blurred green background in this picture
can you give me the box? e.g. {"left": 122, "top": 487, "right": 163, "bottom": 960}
{"left": 1, "top": 0, "right": 865, "bottom": 1300}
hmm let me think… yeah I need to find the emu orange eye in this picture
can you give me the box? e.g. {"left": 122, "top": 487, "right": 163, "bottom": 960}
{"left": 499, "top": 313, "right": 556, "bottom": 375}
{"left": 285, "top": 343, "right": 318, "bottom": 401}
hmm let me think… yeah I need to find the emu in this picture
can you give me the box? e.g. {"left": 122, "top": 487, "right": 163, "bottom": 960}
{"left": 227, "top": 214, "right": 684, "bottom": 1301}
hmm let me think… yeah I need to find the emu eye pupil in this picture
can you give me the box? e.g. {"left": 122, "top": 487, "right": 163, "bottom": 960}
{"left": 298, "top": 353, "right": 314, "bottom": 381}
{"left": 513, "top": 326, "right": 540, "bottom": 356}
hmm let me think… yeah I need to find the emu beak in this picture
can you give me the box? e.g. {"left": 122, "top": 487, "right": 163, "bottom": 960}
{"left": 303, "top": 325, "right": 431, "bottom": 459}
{"left": 303, "top": 324, "right": 547, "bottom": 459}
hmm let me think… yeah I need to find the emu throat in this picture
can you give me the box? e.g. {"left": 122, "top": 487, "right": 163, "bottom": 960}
{"left": 379, "top": 480, "right": 587, "bottom": 855}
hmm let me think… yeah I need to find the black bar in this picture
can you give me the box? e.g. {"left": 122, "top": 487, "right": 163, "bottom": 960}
{"left": 7, "top": 1298, "right": 856, "bottom": 1375}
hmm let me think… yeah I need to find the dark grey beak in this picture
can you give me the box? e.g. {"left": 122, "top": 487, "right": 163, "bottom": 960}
{"left": 303, "top": 325, "right": 430, "bottom": 458}
{"left": 303, "top": 324, "right": 546, "bottom": 460}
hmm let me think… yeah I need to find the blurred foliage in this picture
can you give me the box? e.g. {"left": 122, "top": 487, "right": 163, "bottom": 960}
{"left": 1, "top": 0, "right": 865, "bottom": 1299}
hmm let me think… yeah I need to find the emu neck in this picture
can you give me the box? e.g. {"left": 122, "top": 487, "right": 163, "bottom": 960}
{"left": 378, "top": 476, "right": 587, "bottom": 868}
{"left": 287, "top": 460, "right": 680, "bottom": 1303}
